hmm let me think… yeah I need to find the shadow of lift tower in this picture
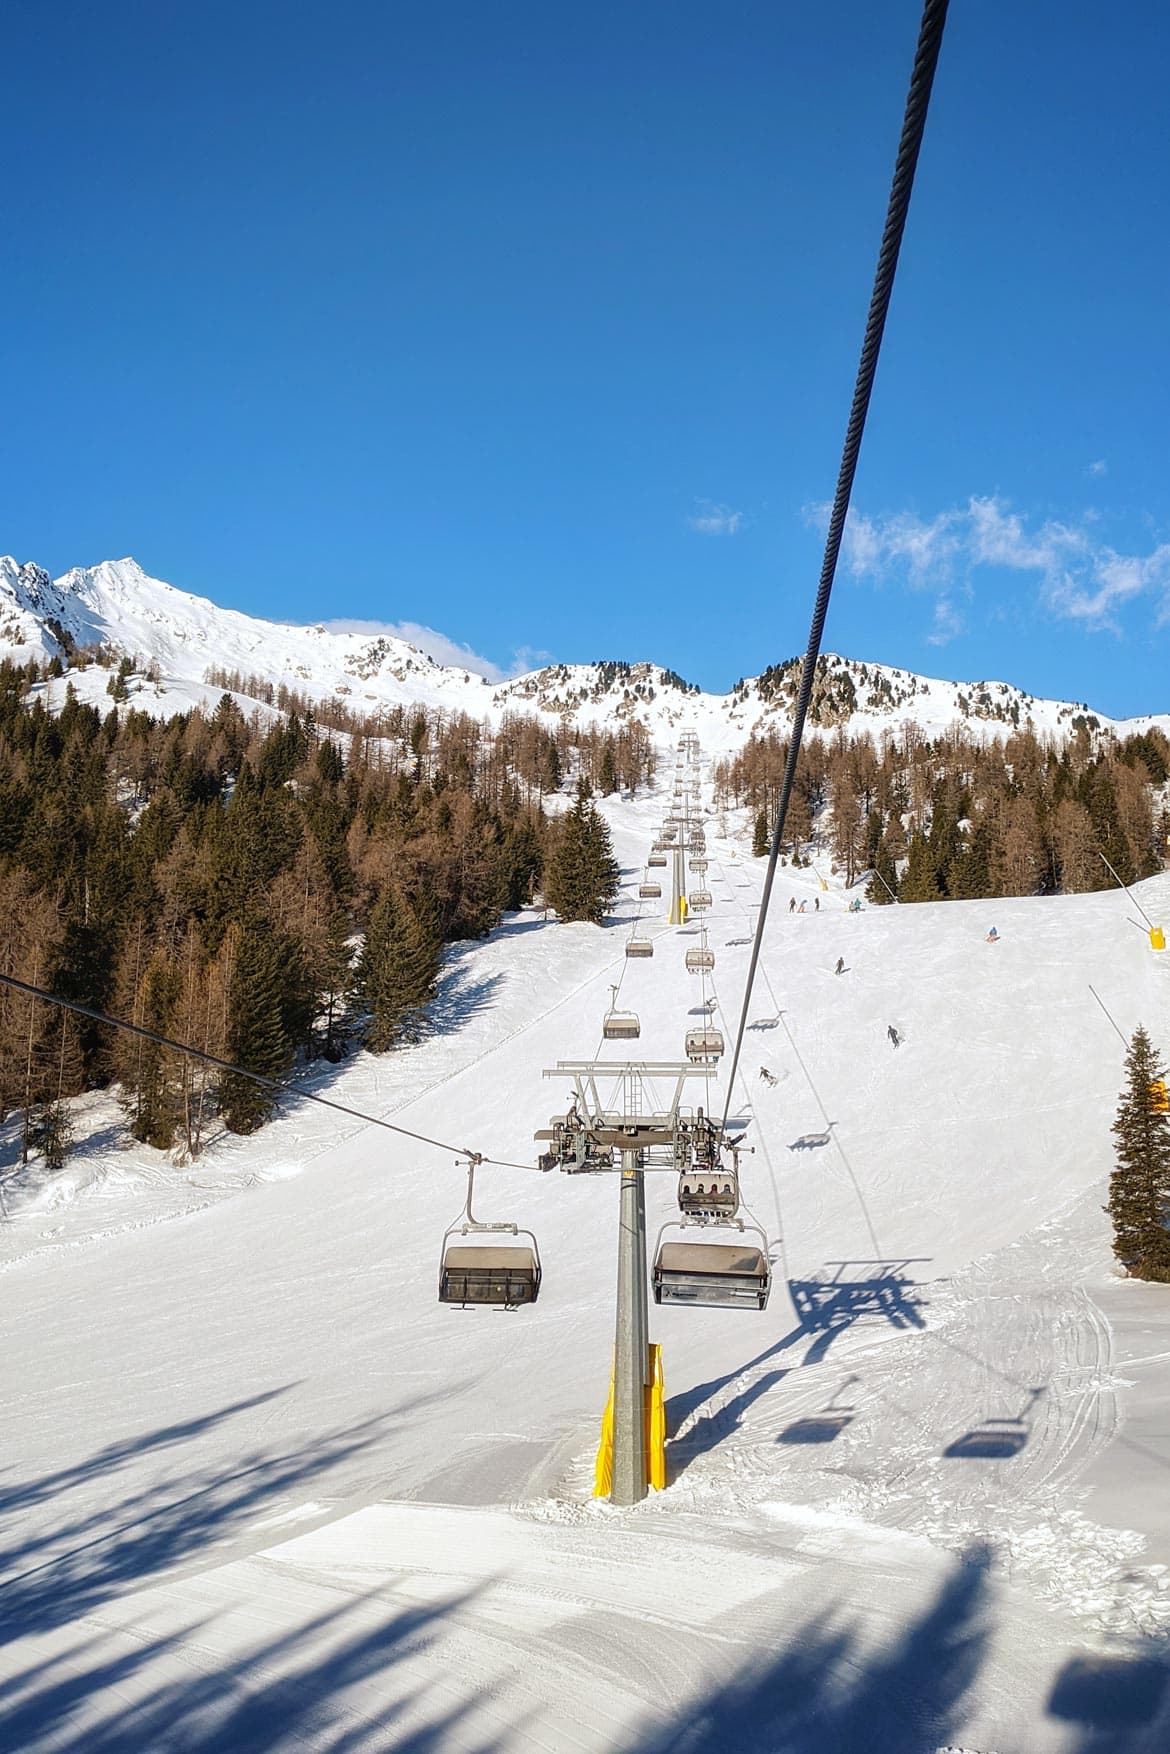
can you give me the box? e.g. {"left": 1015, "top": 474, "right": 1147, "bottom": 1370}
{"left": 536, "top": 1059, "right": 762, "bottom": 1507}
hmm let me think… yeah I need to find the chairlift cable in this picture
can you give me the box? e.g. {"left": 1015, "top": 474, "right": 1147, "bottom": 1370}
{"left": 0, "top": 969, "right": 535, "bottom": 1175}
{"left": 721, "top": 0, "right": 949, "bottom": 1126}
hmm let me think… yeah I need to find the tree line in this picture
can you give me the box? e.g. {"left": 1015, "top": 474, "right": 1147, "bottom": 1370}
{"left": 718, "top": 720, "right": 1169, "bottom": 901}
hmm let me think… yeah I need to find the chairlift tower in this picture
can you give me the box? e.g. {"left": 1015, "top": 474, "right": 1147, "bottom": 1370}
{"left": 535, "top": 1060, "right": 720, "bottom": 1507}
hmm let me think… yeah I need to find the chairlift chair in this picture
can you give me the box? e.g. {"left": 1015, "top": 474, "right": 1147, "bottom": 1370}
{"left": 639, "top": 881, "right": 662, "bottom": 899}
{"left": 685, "top": 945, "right": 715, "bottom": 973}
{"left": 685, "top": 1026, "right": 724, "bottom": 1062}
{"left": 690, "top": 889, "right": 712, "bottom": 911}
{"left": 603, "top": 986, "right": 641, "bottom": 1040}
{"left": 648, "top": 853, "right": 666, "bottom": 868}
{"left": 677, "top": 1168, "right": 739, "bottom": 1218}
{"left": 625, "top": 934, "right": 654, "bottom": 959}
{"left": 439, "top": 1159, "right": 541, "bottom": 1308}
{"left": 690, "top": 857, "right": 708, "bottom": 875}
{"left": 652, "top": 1223, "right": 771, "bottom": 1310}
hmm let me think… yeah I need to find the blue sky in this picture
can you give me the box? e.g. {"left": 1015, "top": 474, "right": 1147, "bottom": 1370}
{"left": 3, "top": 1, "right": 1169, "bottom": 715}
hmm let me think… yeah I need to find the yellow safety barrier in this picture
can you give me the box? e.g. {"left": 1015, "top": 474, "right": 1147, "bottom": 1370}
{"left": 593, "top": 1344, "right": 666, "bottom": 1497}
{"left": 646, "top": 1343, "right": 666, "bottom": 1489}
{"left": 1151, "top": 926, "right": 1166, "bottom": 951}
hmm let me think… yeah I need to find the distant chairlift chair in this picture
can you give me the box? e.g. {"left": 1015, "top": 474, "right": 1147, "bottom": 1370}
{"left": 604, "top": 986, "right": 641, "bottom": 1040}
{"left": 685, "top": 1026, "right": 724, "bottom": 1062}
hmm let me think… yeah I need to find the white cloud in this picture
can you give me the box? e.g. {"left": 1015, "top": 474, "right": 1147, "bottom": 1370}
{"left": 925, "top": 597, "right": 965, "bottom": 646}
{"left": 321, "top": 618, "right": 508, "bottom": 681}
{"left": 688, "top": 501, "right": 743, "bottom": 536}
{"left": 827, "top": 493, "right": 1170, "bottom": 633}
{"left": 1087, "top": 458, "right": 1108, "bottom": 477}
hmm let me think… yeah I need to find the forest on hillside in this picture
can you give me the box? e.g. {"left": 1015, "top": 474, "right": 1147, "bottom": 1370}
{"left": 0, "top": 663, "right": 648, "bottom": 1168}
{"left": 714, "top": 720, "right": 1169, "bottom": 901}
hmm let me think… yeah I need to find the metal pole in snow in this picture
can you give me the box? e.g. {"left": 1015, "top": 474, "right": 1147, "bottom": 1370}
{"left": 1097, "top": 851, "right": 1156, "bottom": 930}
{"left": 611, "top": 1147, "right": 648, "bottom": 1506}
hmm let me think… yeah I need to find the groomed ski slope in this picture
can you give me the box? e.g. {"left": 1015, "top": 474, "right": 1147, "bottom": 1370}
{"left": 3, "top": 782, "right": 1170, "bottom": 1753}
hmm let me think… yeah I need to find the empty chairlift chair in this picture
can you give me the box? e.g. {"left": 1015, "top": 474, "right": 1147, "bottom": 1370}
{"left": 648, "top": 853, "right": 667, "bottom": 868}
{"left": 625, "top": 934, "right": 654, "bottom": 959}
{"left": 639, "top": 879, "right": 662, "bottom": 899}
{"left": 439, "top": 1160, "right": 541, "bottom": 1309}
{"left": 685, "top": 1026, "right": 724, "bottom": 1062}
{"left": 604, "top": 986, "right": 641, "bottom": 1040}
{"left": 652, "top": 1224, "right": 771, "bottom": 1310}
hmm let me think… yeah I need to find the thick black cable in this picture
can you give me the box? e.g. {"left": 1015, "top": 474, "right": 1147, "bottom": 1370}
{"left": 722, "top": 0, "right": 949, "bottom": 1124}
{"left": 0, "top": 969, "right": 535, "bottom": 1174}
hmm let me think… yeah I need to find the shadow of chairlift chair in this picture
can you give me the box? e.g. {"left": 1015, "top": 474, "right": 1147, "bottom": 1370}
{"left": 439, "top": 1155, "right": 541, "bottom": 1309}
{"left": 653, "top": 1152, "right": 771, "bottom": 1311}
{"left": 603, "top": 985, "right": 641, "bottom": 1040}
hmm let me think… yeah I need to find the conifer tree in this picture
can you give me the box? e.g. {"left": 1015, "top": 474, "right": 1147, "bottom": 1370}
{"left": 359, "top": 886, "right": 441, "bottom": 1050}
{"left": 752, "top": 810, "right": 769, "bottom": 858}
{"left": 1108, "top": 1026, "right": 1170, "bottom": 1281}
{"left": 220, "top": 919, "right": 293, "bottom": 1133}
{"left": 866, "top": 836, "right": 899, "bottom": 905}
{"left": 898, "top": 832, "right": 940, "bottom": 903}
{"left": 544, "top": 780, "right": 620, "bottom": 924}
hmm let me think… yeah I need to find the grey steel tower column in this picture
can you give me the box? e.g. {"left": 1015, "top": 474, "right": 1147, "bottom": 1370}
{"left": 611, "top": 1148, "right": 649, "bottom": 1505}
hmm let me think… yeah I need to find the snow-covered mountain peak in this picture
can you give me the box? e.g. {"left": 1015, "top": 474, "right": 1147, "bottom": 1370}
{"left": 0, "top": 549, "right": 1159, "bottom": 748}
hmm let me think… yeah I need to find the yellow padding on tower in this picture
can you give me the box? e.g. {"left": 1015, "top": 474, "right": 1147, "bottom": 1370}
{"left": 592, "top": 1344, "right": 666, "bottom": 1497}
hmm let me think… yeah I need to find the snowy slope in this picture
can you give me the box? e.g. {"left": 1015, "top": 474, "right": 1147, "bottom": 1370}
{"left": 3, "top": 551, "right": 1167, "bottom": 750}
{"left": 3, "top": 773, "right": 1170, "bottom": 1751}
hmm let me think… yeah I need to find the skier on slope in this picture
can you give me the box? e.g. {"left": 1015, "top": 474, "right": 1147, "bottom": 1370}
{"left": 887, "top": 1024, "right": 900, "bottom": 1048}
{"left": 835, "top": 957, "right": 845, "bottom": 975}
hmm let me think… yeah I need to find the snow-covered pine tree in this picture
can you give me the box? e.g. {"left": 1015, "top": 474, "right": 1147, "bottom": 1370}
{"left": 1107, "top": 1025, "right": 1170, "bottom": 1282}
{"left": 544, "top": 778, "right": 620, "bottom": 925}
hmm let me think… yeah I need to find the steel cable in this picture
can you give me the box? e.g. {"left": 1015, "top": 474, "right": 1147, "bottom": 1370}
{"left": 722, "top": 0, "right": 950, "bottom": 1123}
{"left": 0, "top": 970, "right": 535, "bottom": 1174}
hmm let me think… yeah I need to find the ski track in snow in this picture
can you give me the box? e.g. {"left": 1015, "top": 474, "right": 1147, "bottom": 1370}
{"left": 4, "top": 778, "right": 1170, "bottom": 1751}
